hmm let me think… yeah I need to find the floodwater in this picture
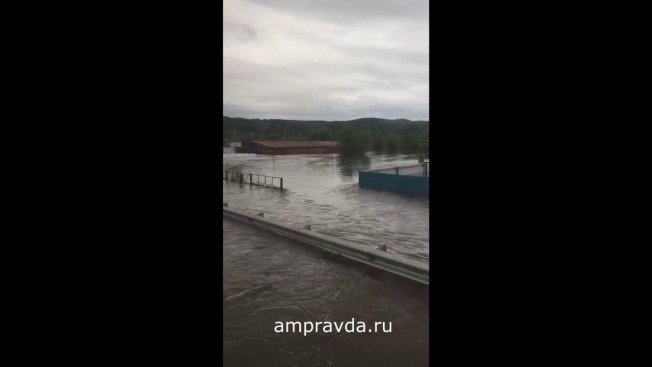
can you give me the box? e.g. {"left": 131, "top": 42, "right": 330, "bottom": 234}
{"left": 223, "top": 152, "right": 430, "bottom": 367}
{"left": 222, "top": 153, "right": 429, "bottom": 263}
{"left": 223, "top": 219, "right": 429, "bottom": 367}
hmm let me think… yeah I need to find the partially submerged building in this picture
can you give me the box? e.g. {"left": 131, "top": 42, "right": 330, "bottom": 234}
{"left": 245, "top": 140, "right": 339, "bottom": 155}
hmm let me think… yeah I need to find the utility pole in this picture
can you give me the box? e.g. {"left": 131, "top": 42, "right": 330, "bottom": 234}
{"left": 418, "top": 143, "right": 425, "bottom": 163}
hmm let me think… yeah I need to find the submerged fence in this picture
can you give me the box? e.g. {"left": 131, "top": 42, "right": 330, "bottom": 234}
{"left": 224, "top": 169, "right": 284, "bottom": 190}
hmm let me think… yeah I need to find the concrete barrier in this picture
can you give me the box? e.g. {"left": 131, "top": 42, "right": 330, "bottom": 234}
{"left": 223, "top": 206, "right": 429, "bottom": 285}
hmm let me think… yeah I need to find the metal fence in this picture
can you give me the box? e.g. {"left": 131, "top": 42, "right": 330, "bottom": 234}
{"left": 371, "top": 162, "right": 429, "bottom": 178}
{"left": 223, "top": 170, "right": 284, "bottom": 190}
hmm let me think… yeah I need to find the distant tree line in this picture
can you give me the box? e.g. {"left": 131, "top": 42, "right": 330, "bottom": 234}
{"left": 222, "top": 116, "right": 429, "bottom": 154}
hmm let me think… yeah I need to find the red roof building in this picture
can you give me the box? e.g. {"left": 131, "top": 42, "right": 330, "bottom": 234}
{"left": 247, "top": 140, "right": 339, "bottom": 155}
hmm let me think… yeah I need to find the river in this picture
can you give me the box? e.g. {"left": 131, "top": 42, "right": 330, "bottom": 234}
{"left": 222, "top": 152, "right": 429, "bottom": 263}
{"left": 223, "top": 152, "right": 429, "bottom": 367}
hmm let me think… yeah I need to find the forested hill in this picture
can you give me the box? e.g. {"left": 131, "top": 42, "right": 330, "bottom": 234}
{"left": 222, "top": 116, "right": 430, "bottom": 154}
{"left": 222, "top": 116, "right": 429, "bottom": 139}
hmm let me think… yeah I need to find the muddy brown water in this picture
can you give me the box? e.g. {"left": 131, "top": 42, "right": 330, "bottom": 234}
{"left": 223, "top": 153, "right": 429, "bottom": 367}
{"left": 223, "top": 153, "right": 429, "bottom": 263}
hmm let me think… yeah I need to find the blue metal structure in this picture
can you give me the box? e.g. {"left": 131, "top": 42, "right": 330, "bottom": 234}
{"left": 359, "top": 163, "right": 429, "bottom": 196}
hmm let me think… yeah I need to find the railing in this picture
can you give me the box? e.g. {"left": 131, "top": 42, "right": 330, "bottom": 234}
{"left": 223, "top": 170, "right": 284, "bottom": 190}
{"left": 371, "top": 163, "right": 429, "bottom": 177}
{"left": 223, "top": 205, "right": 429, "bottom": 285}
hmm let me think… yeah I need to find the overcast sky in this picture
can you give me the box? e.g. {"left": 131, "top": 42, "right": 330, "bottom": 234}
{"left": 223, "top": 0, "right": 429, "bottom": 121}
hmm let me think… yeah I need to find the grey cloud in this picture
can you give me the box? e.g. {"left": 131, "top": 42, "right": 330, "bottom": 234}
{"left": 248, "top": 0, "right": 428, "bottom": 24}
{"left": 223, "top": 0, "right": 429, "bottom": 121}
{"left": 223, "top": 21, "right": 258, "bottom": 42}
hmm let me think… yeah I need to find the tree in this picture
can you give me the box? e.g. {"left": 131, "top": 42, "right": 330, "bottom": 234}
{"left": 337, "top": 127, "right": 372, "bottom": 154}
{"left": 399, "top": 133, "right": 420, "bottom": 152}
{"left": 372, "top": 133, "right": 384, "bottom": 151}
{"left": 385, "top": 133, "right": 399, "bottom": 153}
{"left": 287, "top": 134, "right": 306, "bottom": 141}
{"left": 266, "top": 132, "right": 282, "bottom": 141}
{"left": 308, "top": 127, "right": 333, "bottom": 141}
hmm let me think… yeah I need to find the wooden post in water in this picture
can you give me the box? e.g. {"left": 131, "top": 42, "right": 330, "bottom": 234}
{"left": 395, "top": 167, "right": 399, "bottom": 175}
{"left": 280, "top": 177, "right": 283, "bottom": 190}
{"left": 249, "top": 173, "right": 252, "bottom": 186}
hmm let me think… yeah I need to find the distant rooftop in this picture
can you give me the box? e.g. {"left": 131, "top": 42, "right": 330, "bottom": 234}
{"left": 250, "top": 140, "right": 339, "bottom": 148}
